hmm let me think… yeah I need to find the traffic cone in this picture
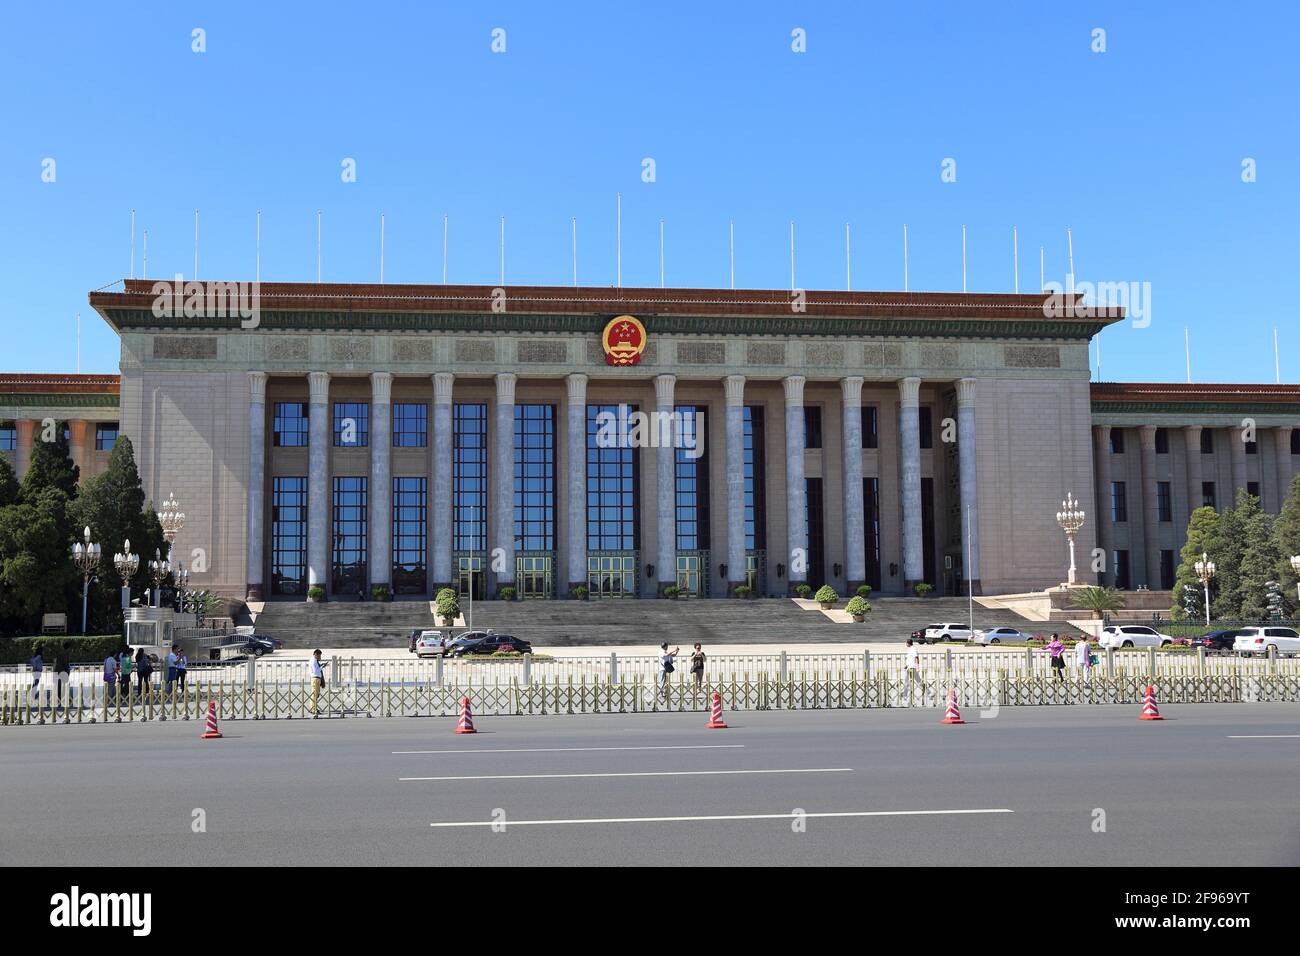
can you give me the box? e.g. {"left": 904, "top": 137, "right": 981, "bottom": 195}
{"left": 454, "top": 696, "right": 477, "bottom": 734}
{"left": 200, "top": 701, "right": 223, "bottom": 739}
{"left": 1139, "top": 684, "right": 1163, "bottom": 720}
{"left": 706, "top": 691, "right": 728, "bottom": 729}
{"left": 940, "top": 688, "right": 965, "bottom": 725}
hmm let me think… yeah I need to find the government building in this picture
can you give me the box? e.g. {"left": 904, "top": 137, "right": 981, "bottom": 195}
{"left": 2, "top": 281, "right": 1297, "bottom": 604}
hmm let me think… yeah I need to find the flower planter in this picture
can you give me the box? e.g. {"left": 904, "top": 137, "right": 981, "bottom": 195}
{"left": 819, "top": 602, "right": 834, "bottom": 610}
{"left": 852, "top": 613, "right": 866, "bottom": 623}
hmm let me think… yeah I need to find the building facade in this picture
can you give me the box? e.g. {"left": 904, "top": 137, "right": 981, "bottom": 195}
{"left": 3, "top": 281, "right": 1295, "bottom": 603}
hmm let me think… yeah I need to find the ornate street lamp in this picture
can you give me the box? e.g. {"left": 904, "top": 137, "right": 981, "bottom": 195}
{"left": 1055, "top": 492, "right": 1086, "bottom": 587}
{"left": 71, "top": 526, "right": 101, "bottom": 635}
{"left": 113, "top": 538, "right": 140, "bottom": 610}
{"left": 1194, "top": 551, "right": 1216, "bottom": 628}
{"left": 173, "top": 561, "right": 190, "bottom": 612}
{"left": 148, "top": 548, "right": 171, "bottom": 609}
{"left": 158, "top": 491, "right": 185, "bottom": 561}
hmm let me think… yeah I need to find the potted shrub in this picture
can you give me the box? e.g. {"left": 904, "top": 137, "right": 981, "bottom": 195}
{"left": 435, "top": 591, "right": 460, "bottom": 626}
{"left": 794, "top": 583, "right": 812, "bottom": 599}
{"left": 855, "top": 584, "right": 872, "bottom": 599}
{"left": 845, "top": 595, "right": 871, "bottom": 622}
{"left": 913, "top": 582, "right": 934, "bottom": 598}
{"left": 570, "top": 585, "right": 589, "bottom": 601}
{"left": 306, "top": 586, "right": 325, "bottom": 603}
{"left": 497, "top": 585, "right": 517, "bottom": 602}
{"left": 1069, "top": 585, "right": 1126, "bottom": 620}
{"left": 370, "top": 584, "right": 391, "bottom": 602}
{"left": 732, "top": 584, "right": 753, "bottom": 599}
{"left": 815, "top": 585, "right": 839, "bottom": 609}
{"left": 662, "top": 584, "right": 681, "bottom": 599}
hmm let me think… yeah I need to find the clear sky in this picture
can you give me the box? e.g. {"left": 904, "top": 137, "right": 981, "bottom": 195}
{"left": 0, "top": 1, "right": 1295, "bottom": 382}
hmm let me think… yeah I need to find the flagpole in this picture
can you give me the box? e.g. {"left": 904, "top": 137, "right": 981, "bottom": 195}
{"left": 903, "top": 224, "right": 909, "bottom": 292}
{"left": 316, "top": 210, "right": 322, "bottom": 282}
{"left": 572, "top": 217, "right": 578, "bottom": 287}
{"left": 1012, "top": 225, "right": 1019, "bottom": 293}
{"left": 961, "top": 223, "right": 967, "bottom": 293}
{"left": 845, "top": 222, "right": 852, "bottom": 292}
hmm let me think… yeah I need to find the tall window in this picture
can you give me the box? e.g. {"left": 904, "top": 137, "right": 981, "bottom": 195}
{"left": 1160, "top": 550, "right": 1175, "bottom": 590}
{"left": 1111, "top": 481, "right": 1128, "bottom": 522}
{"left": 1247, "top": 481, "right": 1260, "bottom": 498}
{"left": 675, "top": 406, "right": 709, "bottom": 550}
{"left": 805, "top": 477, "right": 825, "bottom": 587}
{"left": 863, "top": 477, "right": 881, "bottom": 589}
{"left": 514, "top": 404, "right": 555, "bottom": 552}
{"left": 452, "top": 404, "right": 488, "bottom": 551}
{"left": 919, "top": 406, "right": 933, "bottom": 449}
{"left": 743, "top": 407, "right": 766, "bottom": 551}
{"left": 1292, "top": 431, "right": 1300, "bottom": 456}
{"left": 333, "top": 402, "right": 369, "bottom": 447}
{"left": 392, "top": 403, "right": 428, "bottom": 448}
{"left": 1202, "top": 481, "right": 1217, "bottom": 509}
{"left": 1245, "top": 438, "right": 1258, "bottom": 455}
{"left": 803, "top": 406, "right": 822, "bottom": 449}
{"left": 1154, "top": 428, "right": 1169, "bottom": 454}
{"left": 392, "top": 477, "right": 427, "bottom": 594}
{"left": 95, "top": 423, "right": 119, "bottom": 451}
{"left": 1200, "top": 429, "right": 1214, "bottom": 454}
{"left": 921, "top": 476, "right": 936, "bottom": 587}
{"left": 586, "top": 404, "right": 638, "bottom": 551}
{"left": 862, "top": 406, "right": 879, "bottom": 450}
{"left": 273, "top": 403, "right": 308, "bottom": 447}
{"left": 331, "top": 477, "right": 368, "bottom": 594}
{"left": 1157, "top": 481, "right": 1172, "bottom": 522}
{"left": 1109, "top": 428, "right": 1125, "bottom": 454}
{"left": 1113, "top": 549, "right": 1131, "bottom": 590}
{"left": 0, "top": 423, "right": 14, "bottom": 451}
{"left": 270, "top": 477, "right": 308, "bottom": 595}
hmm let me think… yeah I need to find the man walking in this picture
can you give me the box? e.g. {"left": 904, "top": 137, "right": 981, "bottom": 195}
{"left": 53, "top": 641, "right": 72, "bottom": 711}
{"left": 657, "top": 643, "right": 680, "bottom": 703}
{"left": 309, "top": 649, "right": 327, "bottom": 717}
{"left": 103, "top": 650, "right": 120, "bottom": 704}
{"left": 29, "top": 647, "right": 43, "bottom": 703}
{"left": 904, "top": 637, "right": 923, "bottom": 701}
{"left": 118, "top": 647, "right": 133, "bottom": 700}
{"left": 165, "top": 646, "right": 179, "bottom": 696}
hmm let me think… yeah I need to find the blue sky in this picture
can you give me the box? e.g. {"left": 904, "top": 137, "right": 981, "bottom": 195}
{"left": 0, "top": 1, "right": 1295, "bottom": 382}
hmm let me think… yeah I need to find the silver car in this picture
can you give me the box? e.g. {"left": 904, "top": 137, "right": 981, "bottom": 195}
{"left": 973, "top": 626, "right": 1031, "bottom": 645}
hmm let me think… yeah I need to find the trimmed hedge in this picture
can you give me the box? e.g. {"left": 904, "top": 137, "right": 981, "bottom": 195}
{"left": 1, "top": 635, "right": 126, "bottom": 666}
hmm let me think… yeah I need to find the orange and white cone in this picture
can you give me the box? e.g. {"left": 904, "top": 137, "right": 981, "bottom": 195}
{"left": 455, "top": 696, "right": 477, "bottom": 734}
{"left": 200, "top": 701, "right": 223, "bottom": 739}
{"left": 940, "top": 688, "right": 965, "bottom": 725}
{"left": 1139, "top": 684, "right": 1163, "bottom": 720}
{"left": 706, "top": 691, "right": 728, "bottom": 729}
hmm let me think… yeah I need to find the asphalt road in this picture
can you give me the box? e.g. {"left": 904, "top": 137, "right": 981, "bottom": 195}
{"left": 2, "top": 704, "right": 1298, "bottom": 866}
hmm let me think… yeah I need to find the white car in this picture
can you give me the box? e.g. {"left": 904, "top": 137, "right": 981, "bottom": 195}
{"left": 1098, "top": 625, "right": 1173, "bottom": 649}
{"left": 973, "top": 626, "right": 1032, "bottom": 645}
{"left": 414, "top": 630, "right": 445, "bottom": 659}
{"left": 919, "top": 623, "right": 974, "bottom": 644}
{"left": 1232, "top": 626, "right": 1300, "bottom": 657}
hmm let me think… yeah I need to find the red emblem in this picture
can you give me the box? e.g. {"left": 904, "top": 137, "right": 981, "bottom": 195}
{"left": 602, "top": 315, "right": 646, "bottom": 366}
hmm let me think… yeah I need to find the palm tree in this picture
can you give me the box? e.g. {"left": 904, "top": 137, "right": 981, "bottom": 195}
{"left": 1069, "top": 586, "right": 1126, "bottom": 619}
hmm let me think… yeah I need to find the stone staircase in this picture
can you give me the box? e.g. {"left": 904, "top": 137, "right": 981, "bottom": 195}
{"left": 252, "top": 596, "right": 1068, "bottom": 649}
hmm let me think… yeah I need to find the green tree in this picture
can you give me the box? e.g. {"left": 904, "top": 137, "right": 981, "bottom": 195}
{"left": 0, "top": 456, "right": 18, "bottom": 507}
{"left": 1274, "top": 474, "right": 1300, "bottom": 617}
{"left": 1171, "top": 506, "right": 1221, "bottom": 620}
{"left": 19, "top": 423, "right": 78, "bottom": 501}
{"left": 0, "top": 487, "right": 78, "bottom": 633}
{"left": 1208, "top": 489, "right": 1255, "bottom": 619}
{"left": 1237, "top": 504, "right": 1281, "bottom": 621}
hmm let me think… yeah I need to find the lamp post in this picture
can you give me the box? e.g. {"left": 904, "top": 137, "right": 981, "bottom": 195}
{"left": 158, "top": 491, "right": 185, "bottom": 561}
{"left": 71, "top": 526, "right": 101, "bottom": 635}
{"left": 113, "top": 539, "right": 140, "bottom": 610}
{"left": 173, "top": 561, "right": 190, "bottom": 612}
{"left": 148, "top": 548, "right": 171, "bottom": 609}
{"left": 1055, "top": 492, "right": 1086, "bottom": 587}
{"left": 1194, "top": 551, "right": 1216, "bottom": 628}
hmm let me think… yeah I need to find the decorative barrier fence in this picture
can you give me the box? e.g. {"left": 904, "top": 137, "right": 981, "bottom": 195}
{"left": 4, "top": 670, "right": 1300, "bottom": 726}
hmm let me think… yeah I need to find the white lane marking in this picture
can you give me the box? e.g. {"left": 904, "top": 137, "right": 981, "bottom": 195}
{"left": 1226, "top": 734, "right": 1300, "bottom": 738}
{"left": 430, "top": 808, "right": 1014, "bottom": 828}
{"left": 402, "top": 767, "right": 851, "bottom": 782}
{"left": 392, "top": 745, "right": 745, "bottom": 755}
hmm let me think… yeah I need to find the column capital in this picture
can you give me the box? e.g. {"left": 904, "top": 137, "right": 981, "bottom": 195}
{"left": 955, "top": 377, "right": 977, "bottom": 408}
{"left": 782, "top": 375, "right": 806, "bottom": 407}
{"left": 433, "top": 372, "right": 455, "bottom": 405}
{"left": 723, "top": 375, "right": 746, "bottom": 406}
{"left": 370, "top": 371, "right": 393, "bottom": 404}
{"left": 653, "top": 374, "right": 676, "bottom": 407}
{"left": 897, "top": 376, "right": 921, "bottom": 407}
{"left": 565, "top": 372, "right": 588, "bottom": 404}
{"left": 307, "top": 371, "right": 330, "bottom": 403}
{"left": 248, "top": 371, "right": 268, "bottom": 403}
{"left": 1183, "top": 424, "right": 1203, "bottom": 437}
{"left": 1138, "top": 424, "right": 1158, "bottom": 446}
{"left": 495, "top": 372, "right": 517, "bottom": 405}
{"left": 1275, "top": 424, "right": 1295, "bottom": 439}
{"left": 840, "top": 376, "right": 864, "bottom": 405}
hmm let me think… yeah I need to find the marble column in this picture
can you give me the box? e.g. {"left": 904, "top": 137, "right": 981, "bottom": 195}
{"left": 67, "top": 419, "right": 91, "bottom": 482}
{"left": 1092, "top": 426, "right": 1112, "bottom": 586}
{"left": 306, "top": 371, "right": 331, "bottom": 596}
{"left": 14, "top": 419, "right": 35, "bottom": 481}
{"left": 565, "top": 374, "right": 588, "bottom": 595}
{"left": 1275, "top": 426, "right": 1295, "bottom": 510}
{"left": 956, "top": 377, "right": 981, "bottom": 594}
{"left": 724, "top": 375, "right": 746, "bottom": 592}
{"left": 368, "top": 372, "right": 393, "bottom": 589}
{"left": 1138, "top": 425, "right": 1160, "bottom": 588}
{"left": 1183, "top": 425, "right": 1203, "bottom": 527}
{"left": 654, "top": 375, "right": 677, "bottom": 595}
{"left": 784, "top": 376, "right": 807, "bottom": 590}
{"left": 430, "top": 373, "right": 455, "bottom": 591}
{"left": 841, "top": 376, "right": 866, "bottom": 590}
{"left": 246, "top": 371, "right": 268, "bottom": 600}
{"left": 1229, "top": 426, "right": 1249, "bottom": 505}
{"left": 492, "top": 373, "right": 517, "bottom": 595}
{"left": 898, "top": 377, "right": 924, "bottom": 590}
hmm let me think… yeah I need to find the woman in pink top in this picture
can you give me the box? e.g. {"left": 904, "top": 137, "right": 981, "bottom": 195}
{"left": 1047, "top": 634, "right": 1066, "bottom": 682}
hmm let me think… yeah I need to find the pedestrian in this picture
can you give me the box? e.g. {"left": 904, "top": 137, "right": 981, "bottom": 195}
{"left": 103, "top": 650, "right": 119, "bottom": 704}
{"left": 1075, "top": 636, "right": 1093, "bottom": 682}
{"left": 905, "top": 637, "right": 923, "bottom": 697}
{"left": 177, "top": 651, "right": 188, "bottom": 693}
{"left": 164, "top": 646, "right": 179, "bottom": 696}
{"left": 309, "top": 649, "right": 327, "bottom": 717}
{"left": 53, "top": 641, "right": 72, "bottom": 711}
{"left": 657, "top": 642, "right": 680, "bottom": 701}
{"left": 135, "top": 648, "right": 152, "bottom": 698}
{"left": 1047, "top": 633, "right": 1066, "bottom": 682}
{"left": 689, "top": 643, "right": 706, "bottom": 689}
{"left": 118, "top": 647, "right": 133, "bottom": 700}
{"left": 29, "top": 647, "right": 44, "bottom": 701}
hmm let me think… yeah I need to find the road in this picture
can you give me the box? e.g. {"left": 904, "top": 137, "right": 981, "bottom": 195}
{"left": 2, "top": 704, "right": 1298, "bottom": 866}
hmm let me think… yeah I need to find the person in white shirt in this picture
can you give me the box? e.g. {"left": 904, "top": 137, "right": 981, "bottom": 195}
{"left": 309, "top": 649, "right": 327, "bottom": 717}
{"left": 1075, "top": 638, "right": 1093, "bottom": 682}
{"left": 657, "top": 643, "right": 680, "bottom": 702}
{"left": 904, "top": 638, "right": 923, "bottom": 698}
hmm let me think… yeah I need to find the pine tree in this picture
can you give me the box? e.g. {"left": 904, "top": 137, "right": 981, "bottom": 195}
{"left": 0, "top": 456, "right": 18, "bottom": 507}
{"left": 19, "top": 422, "right": 78, "bottom": 501}
{"left": 1274, "top": 474, "right": 1300, "bottom": 617}
{"left": 1208, "top": 489, "right": 1255, "bottom": 619}
{"left": 1238, "top": 506, "right": 1281, "bottom": 621}
{"left": 1171, "top": 505, "right": 1220, "bottom": 620}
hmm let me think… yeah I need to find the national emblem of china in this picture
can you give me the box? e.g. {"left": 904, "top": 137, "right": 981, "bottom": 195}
{"left": 601, "top": 315, "right": 647, "bottom": 366}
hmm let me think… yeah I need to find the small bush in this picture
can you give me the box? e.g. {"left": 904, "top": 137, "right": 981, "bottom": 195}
{"left": 732, "top": 584, "right": 753, "bottom": 598}
{"left": 497, "top": 586, "right": 517, "bottom": 601}
{"left": 370, "top": 584, "right": 391, "bottom": 602}
{"left": 662, "top": 585, "right": 681, "bottom": 598}
{"left": 0, "top": 635, "right": 126, "bottom": 666}
{"left": 913, "top": 582, "right": 934, "bottom": 597}
{"left": 815, "top": 585, "right": 839, "bottom": 605}
{"left": 570, "top": 585, "right": 589, "bottom": 599}
{"left": 855, "top": 585, "right": 873, "bottom": 599}
{"left": 794, "top": 583, "right": 812, "bottom": 598}
{"left": 845, "top": 596, "right": 871, "bottom": 617}
{"left": 307, "top": 586, "right": 325, "bottom": 601}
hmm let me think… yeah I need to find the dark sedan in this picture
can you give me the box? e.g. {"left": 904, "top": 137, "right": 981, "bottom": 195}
{"left": 446, "top": 634, "right": 532, "bottom": 657}
{"left": 1198, "top": 629, "right": 1240, "bottom": 653}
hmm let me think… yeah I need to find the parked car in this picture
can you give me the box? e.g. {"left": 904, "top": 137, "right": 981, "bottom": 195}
{"left": 414, "top": 630, "right": 445, "bottom": 659}
{"left": 1098, "top": 624, "right": 1174, "bottom": 649}
{"left": 1232, "top": 626, "right": 1300, "bottom": 657}
{"left": 973, "top": 626, "right": 1032, "bottom": 645}
{"left": 917, "top": 623, "right": 974, "bottom": 644}
{"left": 456, "top": 634, "right": 532, "bottom": 656}
{"left": 1197, "top": 629, "right": 1240, "bottom": 654}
